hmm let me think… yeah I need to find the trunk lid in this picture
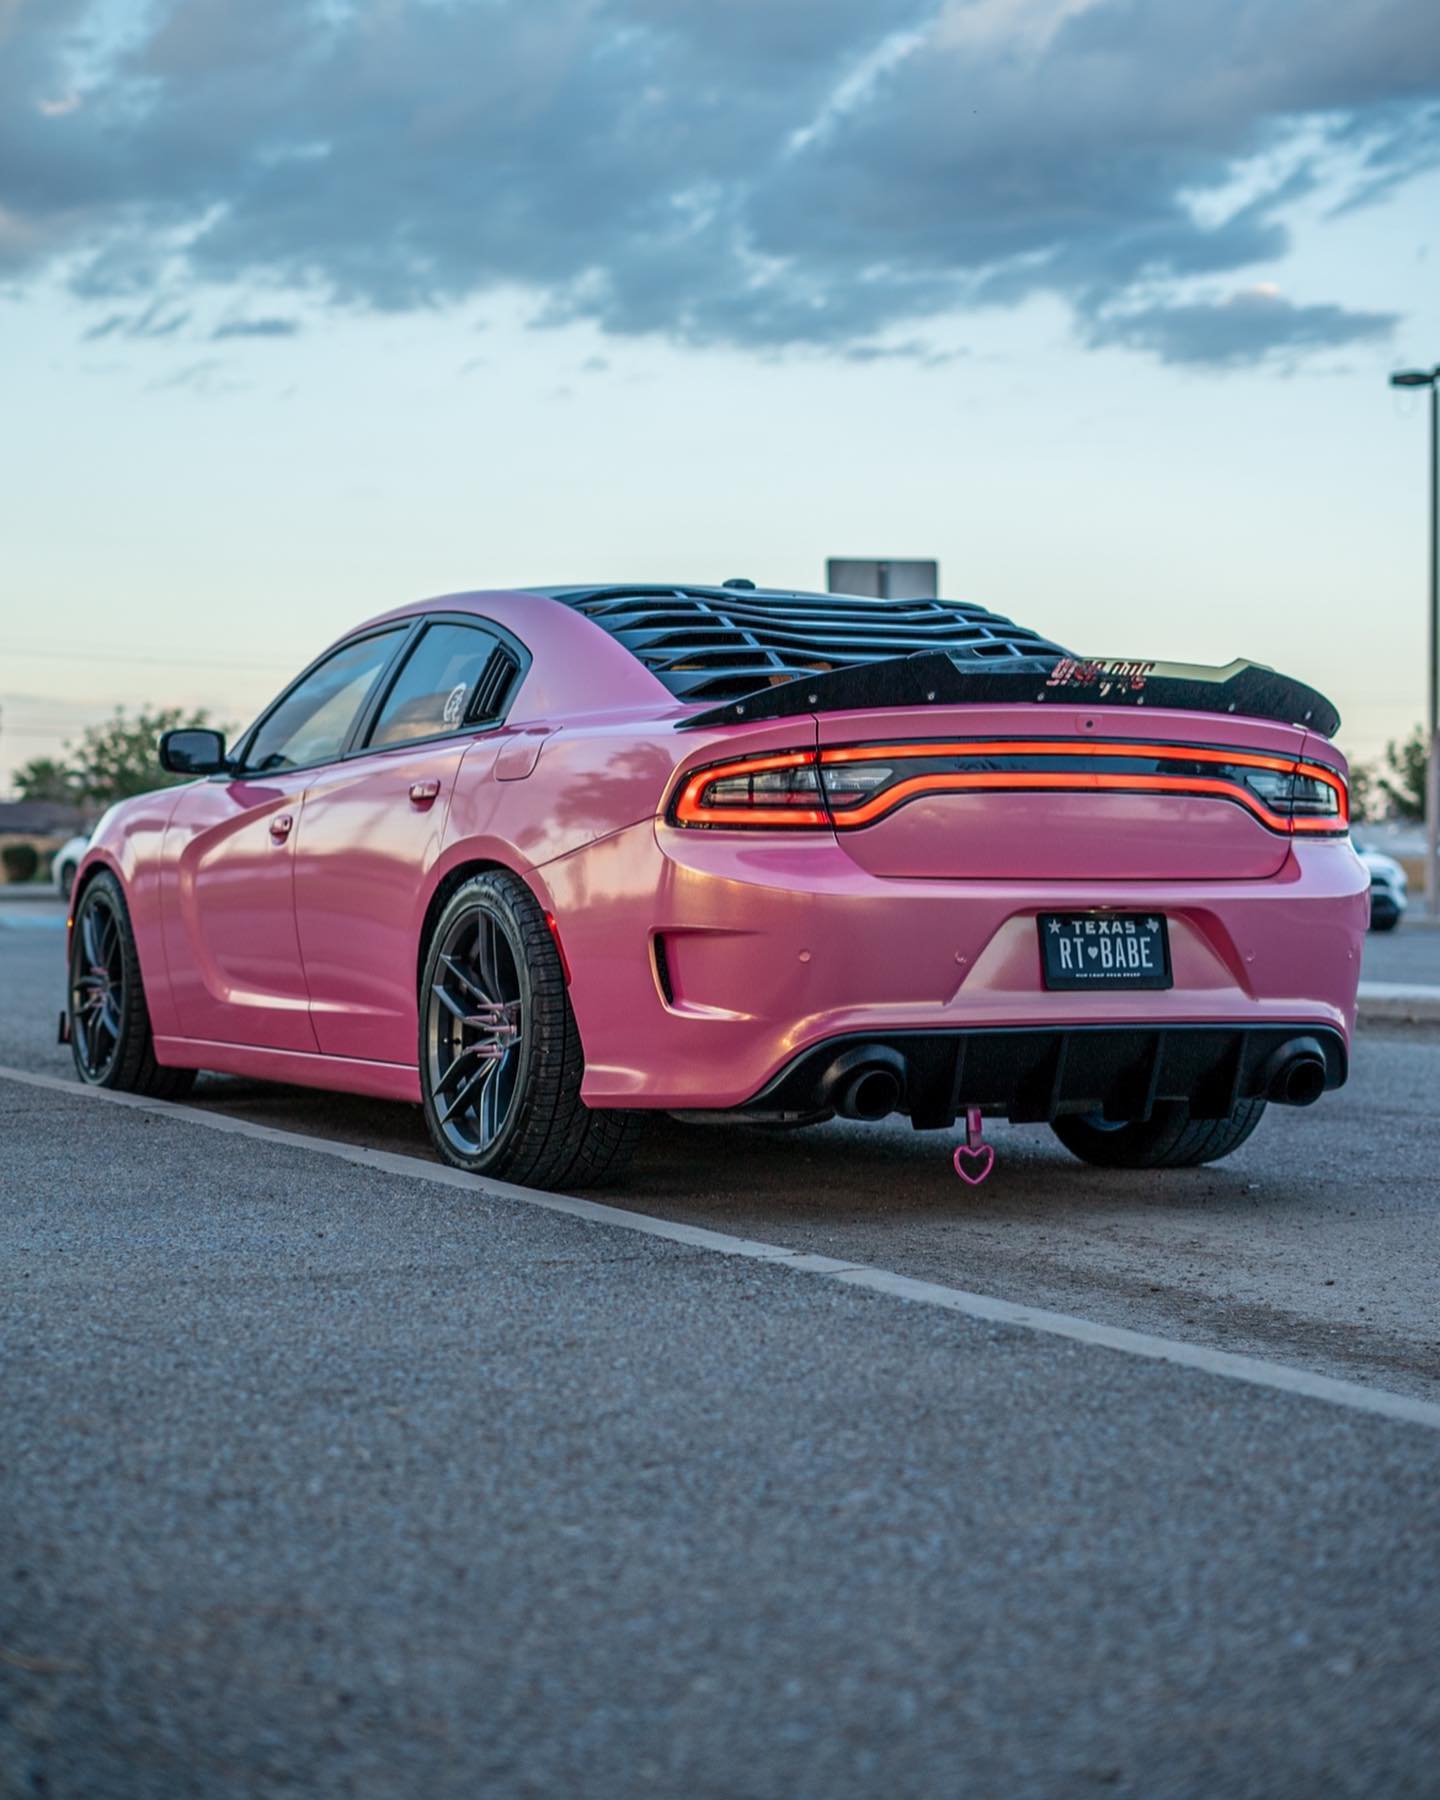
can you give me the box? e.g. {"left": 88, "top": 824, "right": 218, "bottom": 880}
{"left": 812, "top": 703, "right": 1334, "bottom": 882}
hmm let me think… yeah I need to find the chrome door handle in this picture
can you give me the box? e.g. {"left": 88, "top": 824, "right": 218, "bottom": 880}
{"left": 409, "top": 780, "right": 441, "bottom": 807}
{"left": 269, "top": 813, "right": 294, "bottom": 842}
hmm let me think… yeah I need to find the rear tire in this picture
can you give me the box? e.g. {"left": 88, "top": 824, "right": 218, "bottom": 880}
{"left": 419, "top": 872, "right": 640, "bottom": 1189}
{"left": 1369, "top": 908, "right": 1400, "bottom": 933}
{"left": 1051, "top": 1099, "right": 1265, "bottom": 1169}
{"left": 68, "top": 871, "right": 197, "bottom": 1099}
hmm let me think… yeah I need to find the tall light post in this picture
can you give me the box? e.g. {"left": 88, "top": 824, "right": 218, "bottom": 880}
{"left": 1390, "top": 365, "right": 1440, "bottom": 918}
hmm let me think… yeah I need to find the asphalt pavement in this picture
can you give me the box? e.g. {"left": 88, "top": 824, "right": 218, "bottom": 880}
{"left": 3, "top": 896, "right": 1439, "bottom": 1796}
{"left": 4, "top": 898, "right": 1439, "bottom": 1398}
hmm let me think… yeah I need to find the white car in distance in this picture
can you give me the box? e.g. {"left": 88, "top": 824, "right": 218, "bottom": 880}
{"left": 1354, "top": 842, "right": 1408, "bottom": 932}
{"left": 52, "top": 834, "right": 90, "bottom": 899}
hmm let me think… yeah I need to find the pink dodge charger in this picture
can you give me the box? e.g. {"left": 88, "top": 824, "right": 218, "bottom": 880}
{"left": 66, "top": 582, "right": 1367, "bottom": 1187}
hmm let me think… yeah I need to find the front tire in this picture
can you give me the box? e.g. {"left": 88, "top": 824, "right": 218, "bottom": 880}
{"left": 419, "top": 872, "right": 639, "bottom": 1188}
{"left": 68, "top": 871, "right": 196, "bottom": 1099}
{"left": 1051, "top": 1099, "right": 1265, "bottom": 1169}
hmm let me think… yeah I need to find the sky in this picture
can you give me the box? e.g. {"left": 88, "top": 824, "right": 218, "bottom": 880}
{"left": 2, "top": 0, "right": 1438, "bottom": 792}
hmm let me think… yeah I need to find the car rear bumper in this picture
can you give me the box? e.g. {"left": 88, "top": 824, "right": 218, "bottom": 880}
{"left": 536, "top": 825, "right": 1369, "bottom": 1112}
{"left": 743, "top": 1023, "right": 1347, "bottom": 1128}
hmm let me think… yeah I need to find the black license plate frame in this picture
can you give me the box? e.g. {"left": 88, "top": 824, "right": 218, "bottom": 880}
{"left": 1038, "top": 911, "right": 1173, "bottom": 992}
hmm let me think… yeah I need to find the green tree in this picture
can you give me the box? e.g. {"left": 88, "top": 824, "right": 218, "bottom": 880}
{"left": 16, "top": 705, "right": 230, "bottom": 811}
{"left": 1347, "top": 760, "right": 1376, "bottom": 824}
{"left": 1378, "top": 725, "right": 1426, "bottom": 823}
{"left": 12, "top": 755, "right": 81, "bottom": 805}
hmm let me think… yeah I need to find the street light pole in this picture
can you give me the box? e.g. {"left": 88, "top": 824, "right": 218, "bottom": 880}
{"left": 1389, "top": 365, "right": 1440, "bottom": 918}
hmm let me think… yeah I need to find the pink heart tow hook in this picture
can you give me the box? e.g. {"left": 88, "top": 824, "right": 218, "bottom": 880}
{"left": 953, "top": 1106, "right": 995, "bottom": 1186}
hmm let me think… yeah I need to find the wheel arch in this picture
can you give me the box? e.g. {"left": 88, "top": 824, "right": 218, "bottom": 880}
{"left": 414, "top": 854, "right": 559, "bottom": 999}
{"left": 69, "top": 848, "right": 125, "bottom": 920}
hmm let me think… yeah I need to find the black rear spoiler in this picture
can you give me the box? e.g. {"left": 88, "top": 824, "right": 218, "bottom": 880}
{"left": 678, "top": 652, "right": 1340, "bottom": 739}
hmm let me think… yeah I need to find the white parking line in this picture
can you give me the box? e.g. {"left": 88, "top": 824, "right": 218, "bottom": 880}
{"left": 5, "top": 1062, "right": 1440, "bottom": 1434}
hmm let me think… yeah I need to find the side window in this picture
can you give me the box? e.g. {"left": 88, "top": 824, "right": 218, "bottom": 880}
{"left": 244, "top": 630, "right": 405, "bottom": 773}
{"left": 366, "top": 621, "right": 516, "bottom": 750}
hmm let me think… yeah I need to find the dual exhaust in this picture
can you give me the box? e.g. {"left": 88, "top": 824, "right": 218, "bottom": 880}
{"left": 820, "top": 1035, "right": 1330, "bottom": 1124}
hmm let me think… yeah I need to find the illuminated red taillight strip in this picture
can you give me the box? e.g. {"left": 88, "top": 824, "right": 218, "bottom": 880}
{"left": 670, "top": 741, "right": 1347, "bottom": 834}
{"left": 826, "top": 770, "right": 1343, "bottom": 832}
{"left": 672, "top": 750, "right": 830, "bottom": 828}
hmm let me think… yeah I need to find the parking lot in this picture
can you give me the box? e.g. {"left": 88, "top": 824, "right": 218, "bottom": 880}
{"left": 4, "top": 894, "right": 1439, "bottom": 1795}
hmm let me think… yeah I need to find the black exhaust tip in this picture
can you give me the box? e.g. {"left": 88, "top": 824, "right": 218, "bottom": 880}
{"left": 844, "top": 1067, "right": 903, "bottom": 1121}
{"left": 1259, "top": 1036, "right": 1329, "bottom": 1107}
{"left": 822, "top": 1045, "right": 908, "bottom": 1121}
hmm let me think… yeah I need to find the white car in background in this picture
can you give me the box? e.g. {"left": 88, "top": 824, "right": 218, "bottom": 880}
{"left": 52, "top": 833, "right": 89, "bottom": 898}
{"left": 1354, "top": 842, "right": 1408, "bottom": 932}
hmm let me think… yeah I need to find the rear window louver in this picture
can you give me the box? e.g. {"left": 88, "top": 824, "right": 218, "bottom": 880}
{"left": 467, "top": 645, "right": 520, "bottom": 722}
{"left": 551, "top": 586, "right": 1066, "bottom": 703}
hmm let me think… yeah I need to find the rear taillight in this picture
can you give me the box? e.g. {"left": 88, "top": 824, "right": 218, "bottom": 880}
{"left": 1287, "top": 771, "right": 1346, "bottom": 821}
{"left": 669, "top": 740, "right": 1348, "bottom": 835}
{"left": 672, "top": 751, "right": 829, "bottom": 828}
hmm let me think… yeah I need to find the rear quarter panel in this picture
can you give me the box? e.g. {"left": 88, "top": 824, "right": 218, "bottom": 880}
{"left": 439, "top": 713, "right": 817, "bottom": 880}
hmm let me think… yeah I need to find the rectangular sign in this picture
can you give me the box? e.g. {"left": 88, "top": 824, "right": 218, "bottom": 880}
{"left": 826, "top": 559, "right": 939, "bottom": 599}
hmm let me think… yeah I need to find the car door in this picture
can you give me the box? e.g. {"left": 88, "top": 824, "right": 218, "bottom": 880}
{"left": 293, "top": 617, "right": 525, "bottom": 1063}
{"left": 161, "top": 627, "right": 410, "bottom": 1051}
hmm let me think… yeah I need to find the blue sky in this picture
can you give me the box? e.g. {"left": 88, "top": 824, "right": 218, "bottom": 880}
{"left": 2, "top": 0, "right": 1438, "bottom": 789}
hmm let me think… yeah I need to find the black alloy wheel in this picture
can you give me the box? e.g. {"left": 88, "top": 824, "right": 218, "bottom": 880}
{"left": 70, "top": 881, "right": 126, "bottom": 1083}
{"left": 426, "top": 900, "right": 527, "bottom": 1161}
{"left": 419, "top": 871, "right": 639, "bottom": 1188}
{"left": 67, "top": 871, "right": 197, "bottom": 1098}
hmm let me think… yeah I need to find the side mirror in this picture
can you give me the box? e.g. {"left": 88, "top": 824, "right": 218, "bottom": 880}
{"left": 159, "top": 728, "right": 229, "bottom": 776}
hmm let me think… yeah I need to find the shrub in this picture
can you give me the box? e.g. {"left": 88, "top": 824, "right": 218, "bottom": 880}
{"left": 1, "top": 843, "right": 41, "bottom": 883}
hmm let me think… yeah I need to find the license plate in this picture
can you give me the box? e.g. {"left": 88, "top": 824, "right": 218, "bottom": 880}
{"left": 1038, "top": 912, "right": 1172, "bottom": 991}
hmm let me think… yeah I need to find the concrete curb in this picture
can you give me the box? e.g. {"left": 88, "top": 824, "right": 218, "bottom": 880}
{"left": 1356, "top": 981, "right": 1440, "bottom": 1026}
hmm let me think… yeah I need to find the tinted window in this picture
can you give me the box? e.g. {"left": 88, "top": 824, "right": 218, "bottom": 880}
{"left": 245, "top": 631, "right": 404, "bottom": 772}
{"left": 367, "top": 622, "right": 503, "bottom": 749}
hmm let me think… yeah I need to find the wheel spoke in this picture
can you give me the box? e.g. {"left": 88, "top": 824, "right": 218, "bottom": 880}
{"left": 434, "top": 1044, "right": 478, "bottom": 1092}
{"left": 431, "top": 980, "right": 470, "bottom": 1024}
{"left": 440, "top": 952, "right": 491, "bottom": 1004}
{"left": 438, "top": 1060, "right": 495, "bottom": 1126}
{"left": 472, "top": 913, "right": 503, "bottom": 1003}
{"left": 80, "top": 907, "right": 102, "bottom": 967}
{"left": 479, "top": 1061, "right": 500, "bottom": 1140}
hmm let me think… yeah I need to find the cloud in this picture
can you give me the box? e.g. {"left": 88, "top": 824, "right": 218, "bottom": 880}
{"left": 145, "top": 357, "right": 239, "bottom": 395}
{"left": 840, "top": 339, "right": 963, "bottom": 366}
{"left": 0, "top": 0, "right": 1435, "bottom": 368}
{"left": 1084, "top": 286, "right": 1399, "bottom": 366}
{"left": 82, "top": 300, "right": 189, "bottom": 340}
{"left": 210, "top": 316, "right": 301, "bottom": 339}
